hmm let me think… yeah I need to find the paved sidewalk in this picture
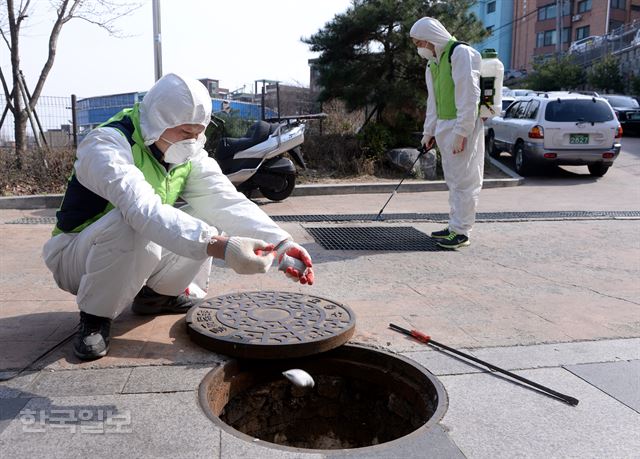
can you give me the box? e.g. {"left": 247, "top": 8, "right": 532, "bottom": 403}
{"left": 1, "top": 178, "right": 639, "bottom": 458}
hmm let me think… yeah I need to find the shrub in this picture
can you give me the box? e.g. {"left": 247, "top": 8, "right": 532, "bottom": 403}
{"left": 301, "top": 133, "right": 375, "bottom": 177}
{"left": 0, "top": 147, "right": 76, "bottom": 196}
{"left": 356, "top": 122, "right": 395, "bottom": 159}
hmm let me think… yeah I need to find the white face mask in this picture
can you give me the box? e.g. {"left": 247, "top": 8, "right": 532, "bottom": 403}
{"left": 417, "top": 47, "right": 435, "bottom": 60}
{"left": 161, "top": 133, "right": 205, "bottom": 164}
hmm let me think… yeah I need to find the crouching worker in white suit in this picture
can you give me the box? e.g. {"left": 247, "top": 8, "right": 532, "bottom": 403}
{"left": 43, "top": 73, "right": 314, "bottom": 361}
{"left": 410, "top": 17, "right": 484, "bottom": 249}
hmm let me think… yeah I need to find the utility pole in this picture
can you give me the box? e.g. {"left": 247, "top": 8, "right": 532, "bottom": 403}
{"left": 555, "top": 0, "right": 562, "bottom": 56}
{"left": 152, "top": 0, "right": 163, "bottom": 81}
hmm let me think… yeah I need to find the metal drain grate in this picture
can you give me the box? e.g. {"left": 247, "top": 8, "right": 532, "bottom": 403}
{"left": 6, "top": 211, "right": 640, "bottom": 225}
{"left": 306, "top": 226, "right": 443, "bottom": 251}
{"left": 273, "top": 210, "right": 640, "bottom": 223}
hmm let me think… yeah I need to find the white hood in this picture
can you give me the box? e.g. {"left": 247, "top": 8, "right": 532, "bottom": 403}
{"left": 410, "top": 17, "right": 453, "bottom": 56}
{"left": 139, "top": 73, "right": 212, "bottom": 146}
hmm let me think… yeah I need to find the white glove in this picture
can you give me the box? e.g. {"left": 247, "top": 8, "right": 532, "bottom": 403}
{"left": 224, "top": 237, "right": 275, "bottom": 274}
{"left": 421, "top": 133, "right": 432, "bottom": 148}
{"left": 452, "top": 135, "right": 467, "bottom": 154}
{"left": 275, "top": 240, "right": 314, "bottom": 285}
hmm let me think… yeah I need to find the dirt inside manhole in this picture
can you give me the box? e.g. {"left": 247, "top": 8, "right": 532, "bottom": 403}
{"left": 199, "top": 344, "right": 447, "bottom": 451}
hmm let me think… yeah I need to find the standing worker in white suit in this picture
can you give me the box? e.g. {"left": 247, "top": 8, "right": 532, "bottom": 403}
{"left": 410, "top": 17, "right": 484, "bottom": 249}
{"left": 43, "top": 73, "right": 314, "bottom": 361}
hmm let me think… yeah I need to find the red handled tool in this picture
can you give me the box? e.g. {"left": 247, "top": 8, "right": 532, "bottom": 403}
{"left": 389, "top": 323, "right": 579, "bottom": 406}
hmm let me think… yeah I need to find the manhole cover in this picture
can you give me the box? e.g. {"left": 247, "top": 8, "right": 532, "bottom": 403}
{"left": 306, "top": 226, "right": 443, "bottom": 251}
{"left": 186, "top": 291, "right": 355, "bottom": 359}
{"left": 199, "top": 344, "right": 448, "bottom": 452}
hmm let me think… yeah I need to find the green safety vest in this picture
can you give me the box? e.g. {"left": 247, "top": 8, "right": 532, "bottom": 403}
{"left": 52, "top": 104, "right": 192, "bottom": 236}
{"left": 429, "top": 38, "right": 459, "bottom": 120}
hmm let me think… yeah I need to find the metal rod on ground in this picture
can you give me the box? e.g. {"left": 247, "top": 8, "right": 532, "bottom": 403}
{"left": 0, "top": 326, "right": 78, "bottom": 382}
{"left": 388, "top": 323, "right": 579, "bottom": 406}
{"left": 374, "top": 145, "right": 427, "bottom": 221}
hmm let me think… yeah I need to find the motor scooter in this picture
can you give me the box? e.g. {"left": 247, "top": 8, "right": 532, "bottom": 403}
{"left": 206, "top": 114, "right": 307, "bottom": 201}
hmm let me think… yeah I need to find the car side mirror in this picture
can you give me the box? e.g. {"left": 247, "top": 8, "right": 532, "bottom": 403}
{"left": 500, "top": 111, "right": 506, "bottom": 117}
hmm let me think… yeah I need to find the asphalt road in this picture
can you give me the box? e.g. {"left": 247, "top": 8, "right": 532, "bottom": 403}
{"left": 494, "top": 134, "right": 640, "bottom": 181}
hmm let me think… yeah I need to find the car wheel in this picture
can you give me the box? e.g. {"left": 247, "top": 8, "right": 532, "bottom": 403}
{"left": 514, "top": 143, "right": 532, "bottom": 176}
{"left": 587, "top": 163, "right": 610, "bottom": 177}
{"left": 487, "top": 131, "right": 500, "bottom": 158}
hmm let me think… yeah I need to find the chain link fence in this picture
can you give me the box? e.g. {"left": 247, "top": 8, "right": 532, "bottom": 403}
{"left": 0, "top": 95, "right": 74, "bottom": 148}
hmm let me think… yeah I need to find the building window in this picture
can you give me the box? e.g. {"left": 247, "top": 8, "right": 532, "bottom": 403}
{"left": 610, "top": 0, "right": 625, "bottom": 9}
{"left": 577, "top": 0, "right": 592, "bottom": 13}
{"left": 545, "top": 30, "right": 556, "bottom": 46}
{"left": 562, "top": 27, "right": 571, "bottom": 43}
{"left": 576, "top": 25, "right": 590, "bottom": 40}
{"left": 538, "top": 3, "right": 557, "bottom": 21}
{"left": 536, "top": 30, "right": 557, "bottom": 48}
{"left": 487, "top": 1, "right": 496, "bottom": 13}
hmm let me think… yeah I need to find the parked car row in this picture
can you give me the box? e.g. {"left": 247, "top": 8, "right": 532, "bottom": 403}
{"left": 600, "top": 94, "right": 640, "bottom": 134}
{"left": 485, "top": 92, "right": 623, "bottom": 177}
{"left": 567, "top": 28, "right": 640, "bottom": 54}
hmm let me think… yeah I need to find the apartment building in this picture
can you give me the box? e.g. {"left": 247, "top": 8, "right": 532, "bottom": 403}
{"left": 470, "top": 0, "right": 515, "bottom": 69}
{"left": 511, "top": 0, "right": 640, "bottom": 71}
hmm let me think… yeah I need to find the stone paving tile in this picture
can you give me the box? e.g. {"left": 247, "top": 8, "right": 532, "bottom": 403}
{"left": 0, "top": 392, "right": 220, "bottom": 458}
{"left": 0, "top": 371, "right": 39, "bottom": 399}
{"left": 0, "top": 340, "right": 71, "bottom": 370}
{"left": 472, "top": 337, "right": 640, "bottom": 371}
{"left": 565, "top": 359, "right": 640, "bottom": 412}
{"left": 122, "top": 364, "right": 217, "bottom": 394}
{"left": 439, "top": 367, "right": 640, "bottom": 458}
{"left": 326, "top": 425, "right": 465, "bottom": 459}
{"left": 0, "top": 397, "right": 31, "bottom": 436}
{"left": 403, "top": 337, "right": 640, "bottom": 377}
{"left": 28, "top": 368, "right": 132, "bottom": 397}
{"left": 220, "top": 426, "right": 465, "bottom": 459}
{"left": 219, "top": 428, "right": 325, "bottom": 459}
{"left": 402, "top": 348, "right": 486, "bottom": 376}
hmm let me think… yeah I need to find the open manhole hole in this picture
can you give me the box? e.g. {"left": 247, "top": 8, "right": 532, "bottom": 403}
{"left": 199, "top": 344, "right": 447, "bottom": 452}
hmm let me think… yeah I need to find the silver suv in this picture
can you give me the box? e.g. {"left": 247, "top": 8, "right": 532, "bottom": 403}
{"left": 485, "top": 92, "right": 622, "bottom": 176}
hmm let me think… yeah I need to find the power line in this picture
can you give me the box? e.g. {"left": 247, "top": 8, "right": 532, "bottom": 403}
{"left": 487, "top": 7, "right": 538, "bottom": 36}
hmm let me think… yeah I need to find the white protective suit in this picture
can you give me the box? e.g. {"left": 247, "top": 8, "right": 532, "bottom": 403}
{"left": 42, "top": 73, "right": 290, "bottom": 319}
{"left": 410, "top": 17, "right": 484, "bottom": 236}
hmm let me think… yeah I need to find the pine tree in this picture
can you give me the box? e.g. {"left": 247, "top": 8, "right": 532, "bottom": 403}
{"left": 303, "top": 0, "right": 488, "bottom": 123}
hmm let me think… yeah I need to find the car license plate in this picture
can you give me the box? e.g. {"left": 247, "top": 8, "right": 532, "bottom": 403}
{"left": 569, "top": 134, "right": 589, "bottom": 144}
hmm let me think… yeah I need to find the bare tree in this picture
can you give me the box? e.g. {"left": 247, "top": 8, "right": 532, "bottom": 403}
{"left": 0, "top": 0, "right": 141, "bottom": 167}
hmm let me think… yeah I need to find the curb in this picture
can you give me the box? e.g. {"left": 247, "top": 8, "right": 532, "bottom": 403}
{"left": 0, "top": 158, "right": 522, "bottom": 210}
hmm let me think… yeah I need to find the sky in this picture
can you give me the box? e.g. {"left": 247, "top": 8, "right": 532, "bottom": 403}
{"left": 6, "top": 0, "right": 353, "bottom": 98}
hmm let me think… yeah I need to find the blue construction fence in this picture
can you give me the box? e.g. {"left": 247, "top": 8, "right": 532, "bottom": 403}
{"left": 76, "top": 92, "right": 277, "bottom": 132}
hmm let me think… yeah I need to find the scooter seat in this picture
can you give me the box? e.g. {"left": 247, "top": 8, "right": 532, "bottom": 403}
{"left": 215, "top": 121, "right": 273, "bottom": 160}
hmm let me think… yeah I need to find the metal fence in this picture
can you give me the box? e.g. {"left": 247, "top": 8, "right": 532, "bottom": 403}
{"left": 569, "top": 21, "right": 640, "bottom": 78}
{"left": 1, "top": 91, "right": 311, "bottom": 148}
{"left": 0, "top": 95, "right": 74, "bottom": 147}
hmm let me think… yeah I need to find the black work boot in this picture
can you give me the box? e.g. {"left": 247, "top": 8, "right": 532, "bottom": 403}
{"left": 131, "top": 285, "right": 200, "bottom": 315}
{"left": 74, "top": 311, "right": 112, "bottom": 361}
